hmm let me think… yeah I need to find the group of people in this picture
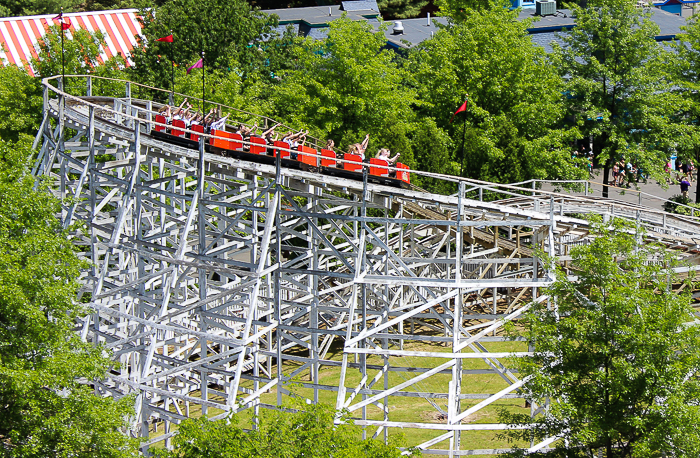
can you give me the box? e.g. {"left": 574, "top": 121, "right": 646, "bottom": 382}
{"left": 157, "top": 101, "right": 310, "bottom": 153}
{"left": 666, "top": 158, "right": 695, "bottom": 181}
{"left": 257, "top": 122, "right": 309, "bottom": 151}
{"left": 573, "top": 146, "right": 649, "bottom": 186}
{"left": 611, "top": 159, "right": 646, "bottom": 187}
{"left": 157, "top": 102, "right": 402, "bottom": 168}
{"left": 347, "top": 134, "right": 401, "bottom": 164}
{"left": 158, "top": 98, "right": 229, "bottom": 132}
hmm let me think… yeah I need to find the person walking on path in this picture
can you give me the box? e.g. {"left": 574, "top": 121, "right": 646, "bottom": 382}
{"left": 680, "top": 176, "right": 692, "bottom": 199}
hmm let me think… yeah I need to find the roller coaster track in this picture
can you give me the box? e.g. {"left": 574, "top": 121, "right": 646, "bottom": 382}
{"left": 34, "top": 75, "right": 700, "bottom": 455}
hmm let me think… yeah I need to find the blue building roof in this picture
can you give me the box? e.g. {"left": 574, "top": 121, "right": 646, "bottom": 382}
{"left": 341, "top": 1, "right": 380, "bottom": 12}
{"left": 654, "top": 0, "right": 700, "bottom": 6}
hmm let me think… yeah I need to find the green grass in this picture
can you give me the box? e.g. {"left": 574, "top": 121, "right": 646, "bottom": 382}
{"left": 148, "top": 330, "right": 531, "bottom": 455}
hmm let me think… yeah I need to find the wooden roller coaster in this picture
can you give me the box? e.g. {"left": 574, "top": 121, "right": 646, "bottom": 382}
{"left": 34, "top": 75, "right": 700, "bottom": 455}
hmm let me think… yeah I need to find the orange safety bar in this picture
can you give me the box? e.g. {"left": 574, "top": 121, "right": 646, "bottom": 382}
{"left": 273, "top": 141, "right": 291, "bottom": 159}
{"left": 171, "top": 119, "right": 186, "bottom": 137}
{"left": 297, "top": 145, "right": 318, "bottom": 166}
{"left": 343, "top": 154, "right": 363, "bottom": 172}
{"left": 154, "top": 115, "right": 167, "bottom": 132}
{"left": 369, "top": 158, "right": 389, "bottom": 177}
{"left": 190, "top": 124, "right": 204, "bottom": 142}
{"left": 396, "top": 163, "right": 410, "bottom": 184}
{"left": 320, "top": 149, "right": 336, "bottom": 167}
{"left": 250, "top": 136, "right": 267, "bottom": 155}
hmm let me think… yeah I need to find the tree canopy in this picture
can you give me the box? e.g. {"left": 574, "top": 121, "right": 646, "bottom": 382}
{"left": 31, "top": 25, "right": 127, "bottom": 84}
{"left": 0, "top": 0, "right": 79, "bottom": 17}
{"left": 409, "top": 6, "right": 581, "bottom": 183}
{"left": 553, "top": 0, "right": 685, "bottom": 196}
{"left": 670, "top": 15, "right": 700, "bottom": 202}
{"left": 0, "top": 139, "right": 138, "bottom": 458}
{"left": 130, "top": 0, "right": 280, "bottom": 91}
{"left": 154, "top": 400, "right": 419, "bottom": 458}
{"left": 500, "top": 217, "right": 700, "bottom": 457}
{"left": 0, "top": 66, "right": 42, "bottom": 143}
{"left": 271, "top": 15, "right": 419, "bottom": 162}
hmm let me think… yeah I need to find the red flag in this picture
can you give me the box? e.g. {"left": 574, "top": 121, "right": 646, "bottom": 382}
{"left": 52, "top": 12, "right": 71, "bottom": 30}
{"left": 156, "top": 34, "right": 173, "bottom": 43}
{"left": 186, "top": 58, "right": 203, "bottom": 75}
{"left": 450, "top": 96, "right": 469, "bottom": 123}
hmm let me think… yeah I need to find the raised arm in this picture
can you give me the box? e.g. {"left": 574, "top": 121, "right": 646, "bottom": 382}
{"left": 262, "top": 122, "right": 281, "bottom": 137}
{"left": 360, "top": 133, "right": 370, "bottom": 151}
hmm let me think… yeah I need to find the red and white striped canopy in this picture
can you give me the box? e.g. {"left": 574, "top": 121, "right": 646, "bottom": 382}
{"left": 0, "top": 9, "right": 142, "bottom": 76}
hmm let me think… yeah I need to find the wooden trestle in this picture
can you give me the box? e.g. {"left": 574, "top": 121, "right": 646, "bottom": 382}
{"left": 34, "top": 75, "right": 700, "bottom": 455}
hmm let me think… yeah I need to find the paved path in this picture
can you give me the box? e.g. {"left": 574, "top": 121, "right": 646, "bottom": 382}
{"left": 538, "top": 168, "right": 697, "bottom": 212}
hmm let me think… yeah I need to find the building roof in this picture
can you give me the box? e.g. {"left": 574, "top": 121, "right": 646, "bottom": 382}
{"left": 654, "top": 0, "right": 700, "bottom": 6}
{"left": 341, "top": 1, "right": 380, "bottom": 12}
{"left": 379, "top": 7, "right": 687, "bottom": 49}
{"left": 383, "top": 16, "right": 449, "bottom": 49}
{"left": 519, "top": 8, "right": 575, "bottom": 32}
{"left": 263, "top": 4, "right": 379, "bottom": 28}
{"left": 0, "top": 8, "right": 141, "bottom": 76}
{"left": 522, "top": 7, "right": 687, "bottom": 52}
{"left": 649, "top": 7, "right": 687, "bottom": 39}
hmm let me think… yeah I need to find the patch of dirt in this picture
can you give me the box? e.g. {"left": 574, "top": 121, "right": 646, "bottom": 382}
{"left": 419, "top": 410, "right": 484, "bottom": 423}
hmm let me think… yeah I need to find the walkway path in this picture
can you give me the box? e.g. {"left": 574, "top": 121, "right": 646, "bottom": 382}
{"left": 538, "top": 168, "right": 696, "bottom": 212}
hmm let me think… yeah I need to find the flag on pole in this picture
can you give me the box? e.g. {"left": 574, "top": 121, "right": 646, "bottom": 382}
{"left": 156, "top": 34, "right": 174, "bottom": 42}
{"left": 187, "top": 58, "right": 203, "bottom": 75}
{"left": 449, "top": 96, "right": 469, "bottom": 123}
{"left": 52, "top": 12, "right": 71, "bottom": 30}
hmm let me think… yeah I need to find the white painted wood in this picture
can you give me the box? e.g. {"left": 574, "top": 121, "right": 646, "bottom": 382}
{"left": 35, "top": 75, "right": 700, "bottom": 456}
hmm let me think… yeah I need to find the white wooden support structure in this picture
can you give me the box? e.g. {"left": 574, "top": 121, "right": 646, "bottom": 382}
{"left": 34, "top": 75, "right": 700, "bottom": 456}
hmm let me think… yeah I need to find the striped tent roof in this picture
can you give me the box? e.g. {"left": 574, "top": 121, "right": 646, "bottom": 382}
{"left": 0, "top": 9, "right": 142, "bottom": 76}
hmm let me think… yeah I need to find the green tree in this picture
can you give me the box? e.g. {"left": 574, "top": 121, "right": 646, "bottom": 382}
{"left": 670, "top": 15, "right": 700, "bottom": 203}
{"left": 130, "top": 0, "right": 279, "bottom": 92}
{"left": 378, "top": 0, "right": 429, "bottom": 19}
{"left": 77, "top": 0, "right": 140, "bottom": 12}
{"left": 0, "top": 66, "right": 42, "bottom": 143}
{"left": 409, "top": 5, "right": 580, "bottom": 183}
{"left": 410, "top": 117, "right": 458, "bottom": 194}
{"left": 500, "top": 217, "right": 700, "bottom": 458}
{"left": 435, "top": 0, "right": 503, "bottom": 19}
{"left": 553, "top": 0, "right": 684, "bottom": 197}
{"left": 31, "top": 24, "right": 128, "bottom": 96}
{"left": 0, "top": 0, "right": 80, "bottom": 17}
{"left": 166, "top": 63, "right": 274, "bottom": 126}
{"left": 271, "top": 15, "right": 418, "bottom": 162}
{"left": 155, "top": 400, "right": 418, "bottom": 458}
{"left": 0, "top": 140, "right": 138, "bottom": 457}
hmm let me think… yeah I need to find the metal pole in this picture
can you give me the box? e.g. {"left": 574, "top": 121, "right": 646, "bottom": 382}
{"left": 61, "top": 8, "right": 65, "bottom": 88}
{"left": 170, "top": 30, "right": 174, "bottom": 98}
{"left": 201, "top": 51, "right": 205, "bottom": 114}
{"left": 459, "top": 110, "right": 467, "bottom": 177}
